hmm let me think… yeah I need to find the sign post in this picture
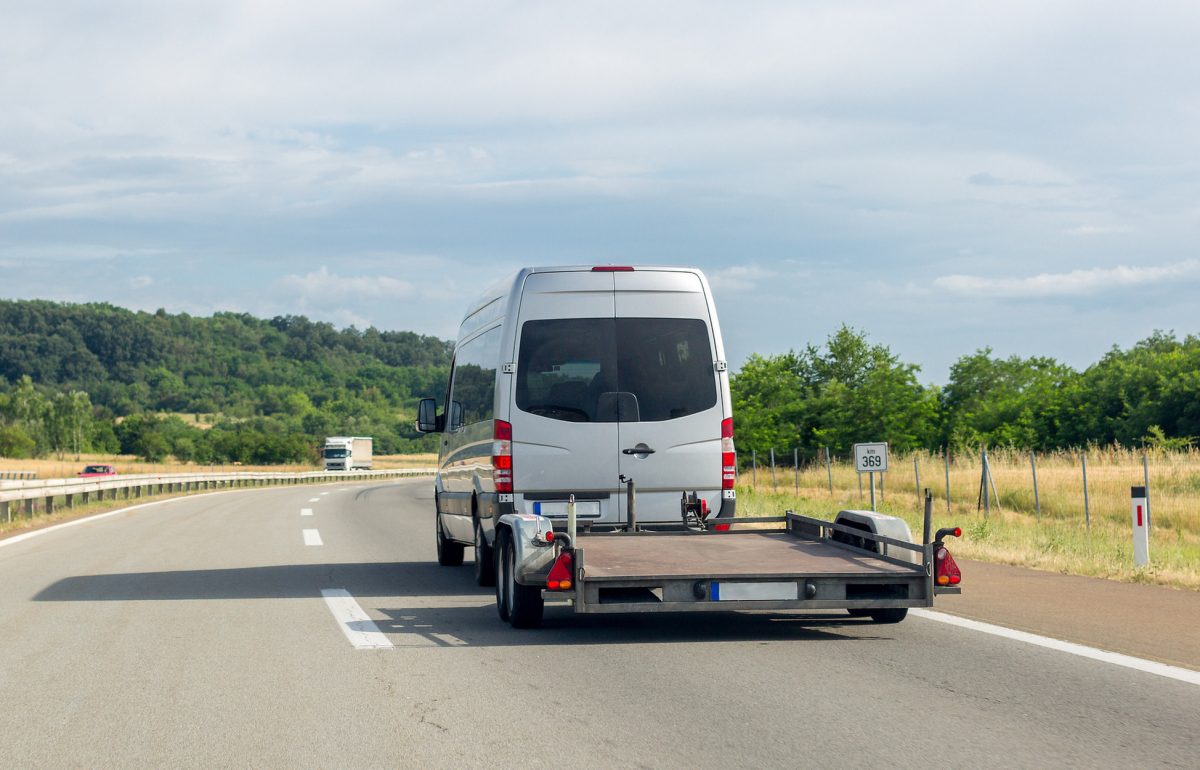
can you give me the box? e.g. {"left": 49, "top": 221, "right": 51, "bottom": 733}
{"left": 853, "top": 442, "right": 889, "bottom": 512}
{"left": 1131, "top": 486, "right": 1150, "bottom": 567}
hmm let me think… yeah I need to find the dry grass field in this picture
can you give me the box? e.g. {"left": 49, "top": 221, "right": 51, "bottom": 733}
{"left": 737, "top": 446, "right": 1200, "bottom": 590}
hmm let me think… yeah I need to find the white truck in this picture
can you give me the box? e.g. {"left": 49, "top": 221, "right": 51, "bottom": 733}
{"left": 323, "top": 436, "right": 373, "bottom": 471}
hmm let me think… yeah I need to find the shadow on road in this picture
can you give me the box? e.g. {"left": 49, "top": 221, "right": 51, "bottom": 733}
{"left": 33, "top": 559, "right": 895, "bottom": 647}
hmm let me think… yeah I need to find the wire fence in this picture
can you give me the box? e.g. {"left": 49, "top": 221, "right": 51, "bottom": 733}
{"left": 739, "top": 445, "right": 1199, "bottom": 533}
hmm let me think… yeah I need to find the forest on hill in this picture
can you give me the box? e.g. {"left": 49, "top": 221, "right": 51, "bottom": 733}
{"left": 0, "top": 299, "right": 1196, "bottom": 465}
{"left": 0, "top": 300, "right": 451, "bottom": 462}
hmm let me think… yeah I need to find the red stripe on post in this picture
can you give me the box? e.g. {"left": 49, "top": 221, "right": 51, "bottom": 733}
{"left": 1137, "top": 505, "right": 1143, "bottom": 527}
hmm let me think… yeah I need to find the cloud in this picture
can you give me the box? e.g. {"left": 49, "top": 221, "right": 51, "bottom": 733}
{"left": 128, "top": 275, "right": 153, "bottom": 289}
{"left": 709, "top": 265, "right": 776, "bottom": 292}
{"left": 933, "top": 260, "right": 1200, "bottom": 298}
{"left": 275, "top": 266, "right": 414, "bottom": 302}
{"left": 1064, "top": 225, "right": 1135, "bottom": 236}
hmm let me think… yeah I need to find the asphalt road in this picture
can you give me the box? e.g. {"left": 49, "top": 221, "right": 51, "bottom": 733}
{"left": 1, "top": 479, "right": 1196, "bottom": 768}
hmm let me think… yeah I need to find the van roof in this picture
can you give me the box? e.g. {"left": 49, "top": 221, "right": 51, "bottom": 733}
{"left": 462, "top": 265, "right": 707, "bottom": 323}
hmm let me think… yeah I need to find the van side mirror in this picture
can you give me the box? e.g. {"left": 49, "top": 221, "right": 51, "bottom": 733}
{"left": 449, "top": 401, "right": 464, "bottom": 431}
{"left": 416, "top": 398, "right": 441, "bottom": 433}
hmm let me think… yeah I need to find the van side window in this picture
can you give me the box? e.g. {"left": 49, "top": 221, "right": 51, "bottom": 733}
{"left": 448, "top": 326, "right": 501, "bottom": 429}
{"left": 516, "top": 318, "right": 717, "bottom": 423}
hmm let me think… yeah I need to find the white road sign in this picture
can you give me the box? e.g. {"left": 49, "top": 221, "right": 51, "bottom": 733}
{"left": 853, "top": 442, "right": 889, "bottom": 473}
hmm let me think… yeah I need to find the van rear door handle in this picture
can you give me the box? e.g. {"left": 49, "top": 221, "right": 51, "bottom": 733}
{"left": 623, "top": 446, "right": 655, "bottom": 455}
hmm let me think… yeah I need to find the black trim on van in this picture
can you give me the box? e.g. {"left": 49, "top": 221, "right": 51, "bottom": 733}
{"left": 521, "top": 491, "right": 612, "bottom": 501}
{"left": 477, "top": 492, "right": 513, "bottom": 520}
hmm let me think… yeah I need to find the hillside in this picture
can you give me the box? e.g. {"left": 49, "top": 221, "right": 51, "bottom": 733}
{"left": 0, "top": 300, "right": 451, "bottom": 461}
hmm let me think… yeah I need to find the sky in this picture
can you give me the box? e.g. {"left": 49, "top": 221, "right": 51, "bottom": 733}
{"left": 2, "top": 1, "right": 1199, "bottom": 383}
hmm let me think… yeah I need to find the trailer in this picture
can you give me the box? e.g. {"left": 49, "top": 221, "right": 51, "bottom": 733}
{"left": 492, "top": 492, "right": 961, "bottom": 628}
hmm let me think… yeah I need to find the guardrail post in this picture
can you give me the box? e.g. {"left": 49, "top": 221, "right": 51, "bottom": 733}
{"left": 25, "top": 498, "right": 35, "bottom": 518}
{"left": 45, "top": 495, "right": 54, "bottom": 514}
{"left": 2, "top": 500, "right": 9, "bottom": 523}
{"left": 66, "top": 493, "right": 75, "bottom": 509}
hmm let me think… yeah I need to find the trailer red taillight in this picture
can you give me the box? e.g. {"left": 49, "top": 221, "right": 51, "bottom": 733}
{"left": 493, "top": 419, "right": 513, "bottom": 493}
{"left": 546, "top": 551, "right": 574, "bottom": 591}
{"left": 935, "top": 546, "right": 961, "bottom": 586}
{"left": 721, "top": 417, "right": 736, "bottom": 490}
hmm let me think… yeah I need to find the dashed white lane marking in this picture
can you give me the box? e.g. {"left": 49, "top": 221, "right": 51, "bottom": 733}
{"left": 912, "top": 609, "right": 1200, "bottom": 687}
{"left": 308, "top": 497, "right": 320, "bottom": 502}
{"left": 303, "top": 529, "right": 323, "bottom": 546}
{"left": 321, "top": 589, "right": 394, "bottom": 649}
{"left": 319, "top": 492, "right": 329, "bottom": 497}
{"left": 301, "top": 508, "right": 313, "bottom": 516}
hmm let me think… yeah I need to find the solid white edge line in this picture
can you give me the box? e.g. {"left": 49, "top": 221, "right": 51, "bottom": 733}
{"left": 300, "top": 508, "right": 313, "bottom": 516}
{"left": 911, "top": 609, "right": 1200, "bottom": 686}
{"left": 0, "top": 488, "right": 240, "bottom": 550}
{"left": 321, "top": 589, "right": 393, "bottom": 649}
{"left": 303, "top": 528, "right": 323, "bottom": 546}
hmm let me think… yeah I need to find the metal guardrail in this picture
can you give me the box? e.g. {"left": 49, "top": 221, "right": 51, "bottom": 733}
{"left": 0, "top": 468, "right": 435, "bottom": 524}
{"left": 0, "top": 471, "right": 37, "bottom": 481}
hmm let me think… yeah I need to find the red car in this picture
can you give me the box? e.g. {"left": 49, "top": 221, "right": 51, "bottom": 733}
{"left": 78, "top": 464, "right": 117, "bottom": 478}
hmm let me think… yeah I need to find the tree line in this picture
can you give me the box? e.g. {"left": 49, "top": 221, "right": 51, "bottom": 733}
{"left": 0, "top": 300, "right": 451, "bottom": 462}
{"left": 2, "top": 299, "right": 1196, "bottom": 465}
{"left": 731, "top": 326, "right": 1200, "bottom": 459}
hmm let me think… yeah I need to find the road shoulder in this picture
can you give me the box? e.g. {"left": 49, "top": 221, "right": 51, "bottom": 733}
{"left": 936, "top": 559, "right": 1200, "bottom": 671}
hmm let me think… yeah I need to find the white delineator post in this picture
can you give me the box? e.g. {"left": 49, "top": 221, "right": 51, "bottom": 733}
{"left": 1130, "top": 486, "right": 1150, "bottom": 567}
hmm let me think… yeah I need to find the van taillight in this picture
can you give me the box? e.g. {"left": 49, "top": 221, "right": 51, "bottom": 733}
{"left": 721, "top": 417, "right": 736, "bottom": 490}
{"left": 493, "top": 419, "right": 513, "bottom": 493}
{"left": 591, "top": 266, "right": 634, "bottom": 272}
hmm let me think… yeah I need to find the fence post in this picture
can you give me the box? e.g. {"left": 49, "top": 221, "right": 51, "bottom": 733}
{"left": 914, "top": 456, "right": 922, "bottom": 506}
{"left": 1081, "top": 451, "right": 1091, "bottom": 531}
{"left": 751, "top": 450, "right": 757, "bottom": 486}
{"left": 1142, "top": 453, "right": 1152, "bottom": 531}
{"left": 794, "top": 448, "right": 799, "bottom": 496}
{"left": 1030, "top": 450, "right": 1040, "bottom": 519}
{"left": 825, "top": 447, "right": 833, "bottom": 496}
{"left": 770, "top": 448, "right": 777, "bottom": 491}
{"left": 944, "top": 447, "right": 951, "bottom": 513}
{"left": 979, "top": 447, "right": 990, "bottom": 519}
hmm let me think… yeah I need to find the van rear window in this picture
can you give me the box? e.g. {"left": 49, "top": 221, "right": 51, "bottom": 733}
{"left": 516, "top": 318, "right": 717, "bottom": 422}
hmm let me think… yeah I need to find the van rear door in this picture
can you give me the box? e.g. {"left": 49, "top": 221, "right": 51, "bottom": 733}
{"left": 511, "top": 271, "right": 620, "bottom": 521}
{"left": 613, "top": 270, "right": 723, "bottom": 522}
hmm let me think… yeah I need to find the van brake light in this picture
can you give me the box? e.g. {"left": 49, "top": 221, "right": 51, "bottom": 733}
{"left": 721, "top": 417, "right": 736, "bottom": 490}
{"left": 493, "top": 419, "right": 513, "bottom": 493}
{"left": 591, "top": 266, "right": 634, "bottom": 272}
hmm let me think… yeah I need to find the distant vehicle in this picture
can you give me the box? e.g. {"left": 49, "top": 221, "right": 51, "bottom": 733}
{"left": 78, "top": 464, "right": 117, "bottom": 477}
{"left": 323, "top": 437, "right": 373, "bottom": 471}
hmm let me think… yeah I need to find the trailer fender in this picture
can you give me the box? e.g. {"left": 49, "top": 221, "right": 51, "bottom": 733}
{"left": 496, "top": 513, "right": 558, "bottom": 584}
{"left": 834, "top": 510, "right": 919, "bottom": 565}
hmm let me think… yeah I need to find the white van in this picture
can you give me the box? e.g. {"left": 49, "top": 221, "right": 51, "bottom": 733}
{"left": 416, "top": 265, "right": 737, "bottom": 585}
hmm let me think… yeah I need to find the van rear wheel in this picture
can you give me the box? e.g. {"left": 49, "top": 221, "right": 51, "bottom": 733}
{"left": 867, "top": 608, "right": 908, "bottom": 624}
{"left": 474, "top": 518, "right": 496, "bottom": 587}
{"left": 436, "top": 513, "right": 464, "bottom": 567}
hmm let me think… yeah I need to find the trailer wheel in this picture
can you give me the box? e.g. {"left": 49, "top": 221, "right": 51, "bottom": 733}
{"left": 867, "top": 608, "right": 908, "bottom": 624}
{"left": 502, "top": 532, "right": 544, "bottom": 629}
{"left": 473, "top": 517, "right": 496, "bottom": 587}
{"left": 436, "top": 513, "right": 464, "bottom": 567}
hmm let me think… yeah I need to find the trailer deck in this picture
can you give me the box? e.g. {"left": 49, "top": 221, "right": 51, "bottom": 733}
{"left": 579, "top": 531, "right": 917, "bottom": 581}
